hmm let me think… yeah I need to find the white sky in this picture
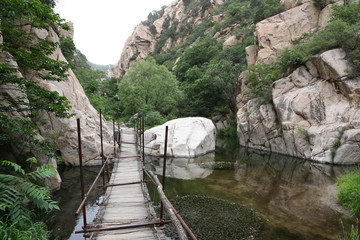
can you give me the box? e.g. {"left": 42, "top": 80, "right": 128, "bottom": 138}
{"left": 55, "top": 0, "right": 174, "bottom": 65}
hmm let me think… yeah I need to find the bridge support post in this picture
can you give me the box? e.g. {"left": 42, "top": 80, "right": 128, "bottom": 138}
{"left": 142, "top": 116, "right": 145, "bottom": 182}
{"left": 76, "top": 118, "right": 88, "bottom": 233}
{"left": 160, "top": 126, "right": 169, "bottom": 222}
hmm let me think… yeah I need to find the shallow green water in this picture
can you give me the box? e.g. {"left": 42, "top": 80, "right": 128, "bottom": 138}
{"left": 50, "top": 138, "right": 357, "bottom": 240}
{"left": 146, "top": 138, "right": 357, "bottom": 240}
{"left": 47, "top": 166, "right": 105, "bottom": 240}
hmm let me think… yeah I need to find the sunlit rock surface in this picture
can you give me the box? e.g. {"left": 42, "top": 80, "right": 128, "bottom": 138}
{"left": 1, "top": 24, "right": 114, "bottom": 172}
{"left": 112, "top": 0, "right": 225, "bottom": 77}
{"left": 144, "top": 117, "right": 216, "bottom": 158}
{"left": 237, "top": 49, "right": 360, "bottom": 164}
{"left": 255, "top": 0, "right": 343, "bottom": 64}
{"left": 26, "top": 26, "right": 114, "bottom": 166}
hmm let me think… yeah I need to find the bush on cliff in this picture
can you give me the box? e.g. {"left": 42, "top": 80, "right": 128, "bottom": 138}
{"left": 246, "top": 2, "right": 360, "bottom": 103}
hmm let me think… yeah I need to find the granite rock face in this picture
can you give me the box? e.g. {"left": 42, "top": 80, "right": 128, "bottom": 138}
{"left": 237, "top": 1, "right": 360, "bottom": 164}
{"left": 112, "top": 0, "right": 225, "bottom": 77}
{"left": 254, "top": 1, "right": 343, "bottom": 64}
{"left": 1, "top": 23, "right": 115, "bottom": 191}
{"left": 26, "top": 26, "right": 114, "bottom": 166}
{"left": 237, "top": 49, "right": 360, "bottom": 164}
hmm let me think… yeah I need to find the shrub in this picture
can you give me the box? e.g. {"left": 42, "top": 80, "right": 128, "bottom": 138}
{"left": 313, "top": 0, "right": 332, "bottom": 9}
{"left": 337, "top": 169, "right": 360, "bottom": 216}
{"left": 246, "top": 62, "right": 282, "bottom": 104}
{"left": 59, "top": 36, "right": 75, "bottom": 62}
{"left": 246, "top": 2, "right": 360, "bottom": 102}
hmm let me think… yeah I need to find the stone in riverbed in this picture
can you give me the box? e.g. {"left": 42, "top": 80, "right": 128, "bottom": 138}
{"left": 144, "top": 117, "right": 216, "bottom": 157}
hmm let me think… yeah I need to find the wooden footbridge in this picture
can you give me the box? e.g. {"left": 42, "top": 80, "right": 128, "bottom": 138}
{"left": 74, "top": 112, "right": 196, "bottom": 240}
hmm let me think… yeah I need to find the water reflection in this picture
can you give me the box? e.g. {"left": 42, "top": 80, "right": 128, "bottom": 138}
{"left": 145, "top": 153, "right": 215, "bottom": 179}
{"left": 146, "top": 139, "right": 357, "bottom": 240}
{"left": 47, "top": 166, "right": 105, "bottom": 240}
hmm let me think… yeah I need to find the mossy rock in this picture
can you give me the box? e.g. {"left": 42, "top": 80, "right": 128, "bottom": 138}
{"left": 199, "top": 161, "right": 235, "bottom": 170}
{"left": 165, "top": 195, "right": 263, "bottom": 239}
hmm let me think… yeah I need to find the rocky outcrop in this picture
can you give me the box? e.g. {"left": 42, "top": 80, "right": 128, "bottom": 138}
{"left": 237, "top": 0, "right": 360, "bottom": 164}
{"left": 144, "top": 117, "right": 216, "bottom": 157}
{"left": 1, "top": 24, "right": 114, "bottom": 172}
{"left": 112, "top": 24, "right": 155, "bottom": 77}
{"left": 237, "top": 49, "right": 360, "bottom": 164}
{"left": 27, "top": 26, "right": 114, "bottom": 166}
{"left": 112, "top": 0, "right": 225, "bottom": 77}
{"left": 59, "top": 21, "right": 74, "bottom": 39}
{"left": 252, "top": 1, "right": 343, "bottom": 65}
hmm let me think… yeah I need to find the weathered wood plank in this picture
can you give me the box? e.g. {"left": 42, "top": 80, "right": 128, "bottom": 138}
{"left": 90, "top": 128, "right": 159, "bottom": 240}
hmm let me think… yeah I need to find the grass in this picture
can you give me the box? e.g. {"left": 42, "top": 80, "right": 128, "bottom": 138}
{"left": 337, "top": 169, "right": 360, "bottom": 216}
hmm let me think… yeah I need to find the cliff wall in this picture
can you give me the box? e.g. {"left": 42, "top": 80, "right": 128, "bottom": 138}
{"left": 237, "top": 0, "right": 360, "bottom": 164}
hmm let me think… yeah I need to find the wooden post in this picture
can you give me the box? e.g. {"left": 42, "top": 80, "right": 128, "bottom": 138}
{"left": 142, "top": 116, "right": 145, "bottom": 182}
{"left": 160, "top": 126, "right": 168, "bottom": 222}
{"left": 113, "top": 119, "right": 116, "bottom": 157}
{"left": 100, "top": 109, "right": 110, "bottom": 185}
{"left": 117, "top": 119, "right": 120, "bottom": 143}
{"left": 76, "top": 118, "right": 87, "bottom": 231}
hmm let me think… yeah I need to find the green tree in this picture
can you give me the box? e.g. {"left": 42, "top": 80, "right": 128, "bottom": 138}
{"left": 0, "top": 0, "right": 73, "bottom": 147}
{"left": 59, "top": 36, "right": 76, "bottom": 62}
{"left": 118, "top": 58, "right": 181, "bottom": 115}
{"left": 0, "top": 0, "right": 70, "bottom": 236}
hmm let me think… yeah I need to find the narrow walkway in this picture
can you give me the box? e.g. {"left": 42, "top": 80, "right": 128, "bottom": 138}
{"left": 90, "top": 127, "right": 159, "bottom": 240}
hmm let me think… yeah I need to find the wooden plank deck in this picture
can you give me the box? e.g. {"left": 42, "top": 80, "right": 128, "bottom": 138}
{"left": 90, "top": 127, "right": 161, "bottom": 240}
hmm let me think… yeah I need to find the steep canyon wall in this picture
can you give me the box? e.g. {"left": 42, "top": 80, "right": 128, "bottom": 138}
{"left": 237, "top": 0, "right": 360, "bottom": 164}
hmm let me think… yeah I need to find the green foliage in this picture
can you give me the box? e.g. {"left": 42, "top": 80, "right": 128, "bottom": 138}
{"left": 0, "top": 0, "right": 73, "bottom": 153}
{"left": 337, "top": 169, "right": 360, "bottom": 216}
{"left": 343, "top": 224, "right": 360, "bottom": 240}
{"left": 0, "top": 159, "right": 59, "bottom": 239}
{"left": 40, "top": 0, "right": 55, "bottom": 7}
{"left": 73, "top": 49, "right": 91, "bottom": 69}
{"left": 252, "top": 0, "right": 284, "bottom": 23}
{"left": 139, "top": 104, "right": 167, "bottom": 128}
{"left": 313, "top": 0, "right": 332, "bottom": 9}
{"left": 175, "top": 37, "right": 222, "bottom": 82}
{"left": 246, "top": 2, "right": 360, "bottom": 103}
{"left": 217, "top": 123, "right": 238, "bottom": 138}
{"left": 246, "top": 63, "right": 283, "bottom": 104}
{"left": 0, "top": 215, "right": 50, "bottom": 240}
{"left": 118, "top": 58, "right": 181, "bottom": 116}
{"left": 59, "top": 36, "right": 76, "bottom": 62}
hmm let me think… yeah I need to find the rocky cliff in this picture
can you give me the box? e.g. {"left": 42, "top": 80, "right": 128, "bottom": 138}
{"left": 0, "top": 23, "right": 114, "bottom": 189}
{"left": 237, "top": 0, "right": 360, "bottom": 164}
{"left": 112, "top": 0, "right": 360, "bottom": 164}
{"left": 112, "top": 0, "right": 225, "bottom": 77}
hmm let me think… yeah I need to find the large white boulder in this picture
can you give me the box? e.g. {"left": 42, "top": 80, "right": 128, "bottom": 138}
{"left": 144, "top": 117, "right": 216, "bottom": 157}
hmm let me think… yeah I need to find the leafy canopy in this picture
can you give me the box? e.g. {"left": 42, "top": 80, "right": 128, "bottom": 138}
{"left": 118, "top": 57, "right": 181, "bottom": 116}
{"left": 0, "top": 0, "right": 73, "bottom": 149}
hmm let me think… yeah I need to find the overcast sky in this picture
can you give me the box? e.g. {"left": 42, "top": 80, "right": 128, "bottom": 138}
{"left": 55, "top": 0, "right": 174, "bottom": 65}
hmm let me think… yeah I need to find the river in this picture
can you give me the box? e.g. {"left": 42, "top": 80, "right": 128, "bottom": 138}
{"left": 50, "top": 138, "right": 357, "bottom": 239}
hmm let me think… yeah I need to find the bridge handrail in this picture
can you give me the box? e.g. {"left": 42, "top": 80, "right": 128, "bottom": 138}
{"left": 75, "top": 156, "right": 110, "bottom": 216}
{"left": 145, "top": 169, "right": 197, "bottom": 240}
{"left": 136, "top": 115, "right": 197, "bottom": 240}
